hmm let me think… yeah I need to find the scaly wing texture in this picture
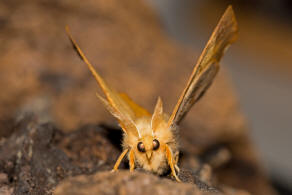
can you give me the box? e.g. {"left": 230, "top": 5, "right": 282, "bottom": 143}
{"left": 66, "top": 26, "right": 149, "bottom": 136}
{"left": 168, "top": 6, "right": 238, "bottom": 128}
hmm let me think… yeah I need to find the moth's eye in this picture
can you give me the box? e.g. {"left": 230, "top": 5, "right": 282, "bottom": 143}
{"left": 137, "top": 142, "right": 146, "bottom": 152}
{"left": 153, "top": 139, "right": 160, "bottom": 150}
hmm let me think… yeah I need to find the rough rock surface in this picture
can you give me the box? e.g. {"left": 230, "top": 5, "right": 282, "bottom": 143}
{"left": 54, "top": 171, "right": 219, "bottom": 195}
{"left": 0, "top": 0, "right": 277, "bottom": 194}
{"left": 0, "top": 114, "right": 245, "bottom": 195}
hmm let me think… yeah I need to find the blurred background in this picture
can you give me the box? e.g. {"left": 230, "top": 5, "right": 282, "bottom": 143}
{"left": 146, "top": 0, "right": 292, "bottom": 192}
{"left": 0, "top": 0, "right": 291, "bottom": 194}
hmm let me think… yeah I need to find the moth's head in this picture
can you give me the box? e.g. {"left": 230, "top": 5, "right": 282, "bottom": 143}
{"left": 137, "top": 135, "right": 160, "bottom": 160}
{"left": 129, "top": 97, "right": 172, "bottom": 163}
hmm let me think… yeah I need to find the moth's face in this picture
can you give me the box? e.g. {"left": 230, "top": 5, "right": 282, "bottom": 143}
{"left": 127, "top": 116, "right": 172, "bottom": 165}
{"left": 137, "top": 135, "right": 160, "bottom": 161}
{"left": 127, "top": 117, "right": 173, "bottom": 170}
{"left": 123, "top": 116, "right": 174, "bottom": 174}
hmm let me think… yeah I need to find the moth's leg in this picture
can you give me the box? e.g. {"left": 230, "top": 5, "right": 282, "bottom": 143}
{"left": 112, "top": 148, "right": 129, "bottom": 172}
{"left": 129, "top": 148, "right": 135, "bottom": 172}
{"left": 165, "top": 144, "right": 181, "bottom": 182}
{"left": 174, "top": 151, "right": 180, "bottom": 173}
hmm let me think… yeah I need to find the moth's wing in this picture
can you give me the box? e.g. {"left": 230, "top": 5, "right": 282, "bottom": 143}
{"left": 151, "top": 97, "right": 164, "bottom": 132}
{"left": 168, "top": 6, "right": 238, "bottom": 128}
{"left": 66, "top": 26, "right": 140, "bottom": 136}
{"left": 96, "top": 94, "right": 138, "bottom": 135}
{"left": 119, "top": 93, "right": 151, "bottom": 118}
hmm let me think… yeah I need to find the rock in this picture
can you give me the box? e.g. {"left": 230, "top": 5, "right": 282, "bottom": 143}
{"left": 0, "top": 173, "right": 13, "bottom": 195}
{"left": 0, "top": 114, "right": 120, "bottom": 194}
{"left": 0, "top": 186, "right": 13, "bottom": 195}
{"left": 0, "top": 114, "right": 78, "bottom": 194}
{"left": 54, "top": 171, "right": 219, "bottom": 195}
{"left": 0, "top": 173, "right": 8, "bottom": 184}
{"left": 0, "top": 114, "right": 251, "bottom": 195}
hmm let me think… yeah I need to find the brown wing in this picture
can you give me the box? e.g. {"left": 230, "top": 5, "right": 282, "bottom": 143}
{"left": 168, "top": 6, "right": 238, "bottom": 128}
{"left": 66, "top": 26, "right": 149, "bottom": 136}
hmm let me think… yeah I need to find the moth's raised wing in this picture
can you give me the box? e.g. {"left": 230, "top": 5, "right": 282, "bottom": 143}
{"left": 119, "top": 93, "right": 151, "bottom": 118}
{"left": 168, "top": 6, "right": 238, "bottom": 128}
{"left": 65, "top": 26, "right": 149, "bottom": 136}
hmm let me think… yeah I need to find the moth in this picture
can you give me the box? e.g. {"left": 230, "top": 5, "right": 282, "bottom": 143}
{"left": 65, "top": 6, "right": 238, "bottom": 182}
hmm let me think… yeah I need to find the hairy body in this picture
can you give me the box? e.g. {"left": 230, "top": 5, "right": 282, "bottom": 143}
{"left": 124, "top": 116, "right": 178, "bottom": 175}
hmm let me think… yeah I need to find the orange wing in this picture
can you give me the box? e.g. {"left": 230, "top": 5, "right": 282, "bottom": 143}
{"left": 168, "top": 6, "right": 238, "bottom": 128}
{"left": 66, "top": 26, "right": 149, "bottom": 136}
{"left": 151, "top": 97, "right": 164, "bottom": 132}
{"left": 119, "top": 93, "right": 151, "bottom": 118}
